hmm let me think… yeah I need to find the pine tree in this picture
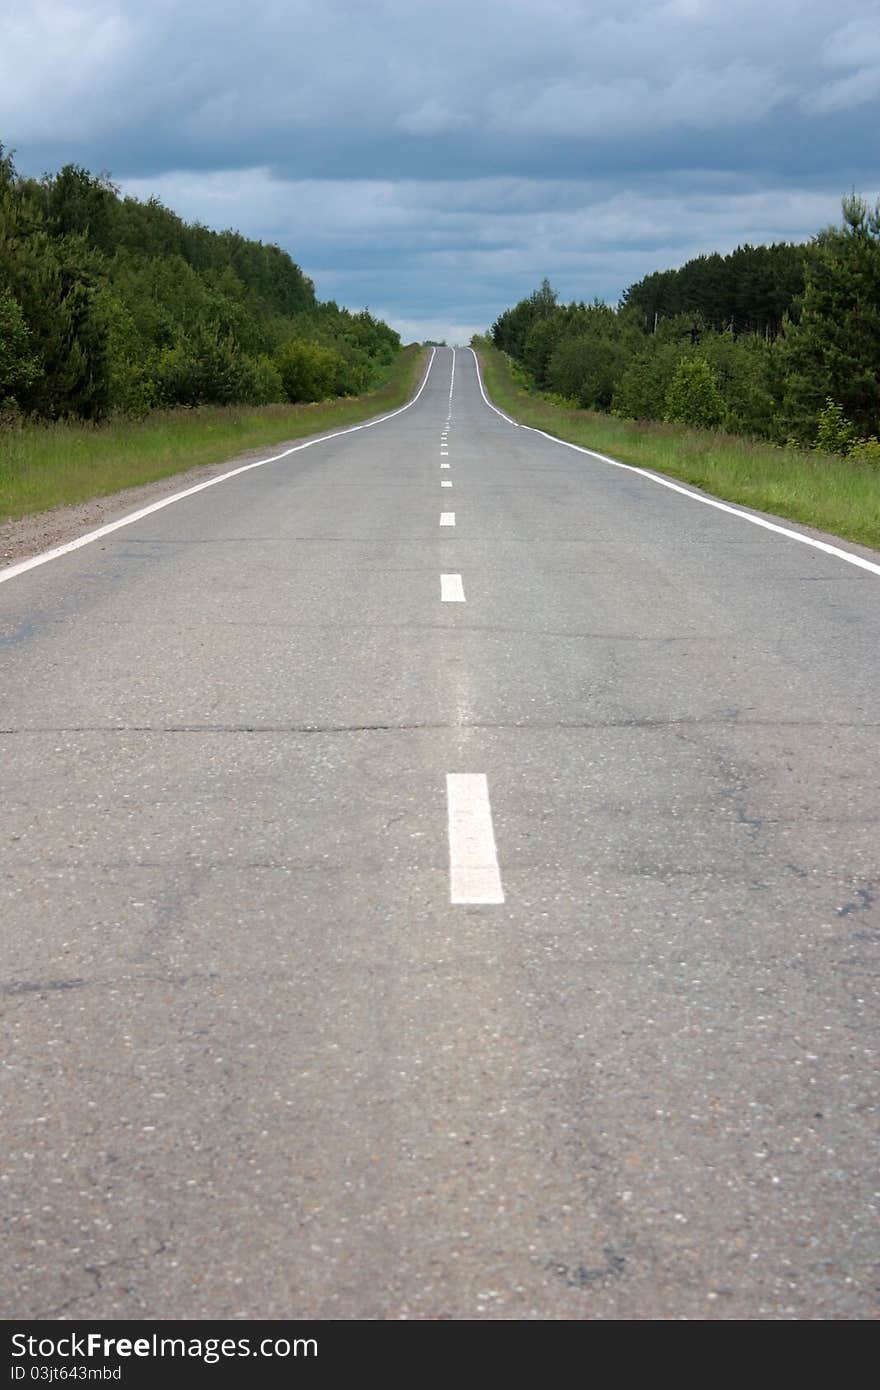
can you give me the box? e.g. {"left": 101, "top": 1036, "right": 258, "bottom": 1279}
{"left": 782, "top": 196, "right": 880, "bottom": 443}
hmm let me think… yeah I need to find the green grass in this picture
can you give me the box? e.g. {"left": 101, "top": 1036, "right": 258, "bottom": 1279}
{"left": 0, "top": 346, "right": 427, "bottom": 524}
{"left": 476, "top": 339, "right": 880, "bottom": 552}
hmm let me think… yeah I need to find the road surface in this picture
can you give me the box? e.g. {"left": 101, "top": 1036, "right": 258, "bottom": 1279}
{"left": 1, "top": 347, "right": 878, "bottom": 1319}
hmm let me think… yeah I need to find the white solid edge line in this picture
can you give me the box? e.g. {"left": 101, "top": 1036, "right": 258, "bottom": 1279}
{"left": 440, "top": 512, "right": 455, "bottom": 526}
{"left": 441, "top": 573, "right": 465, "bottom": 602}
{"left": 467, "top": 346, "right": 880, "bottom": 579}
{"left": 447, "top": 773, "right": 504, "bottom": 904}
{"left": 0, "top": 348, "right": 439, "bottom": 588}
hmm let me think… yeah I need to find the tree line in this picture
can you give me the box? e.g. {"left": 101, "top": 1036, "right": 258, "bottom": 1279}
{"left": 0, "top": 147, "right": 401, "bottom": 421}
{"left": 490, "top": 197, "right": 880, "bottom": 460}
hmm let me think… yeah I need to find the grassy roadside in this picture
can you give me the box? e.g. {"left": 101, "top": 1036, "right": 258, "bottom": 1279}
{"left": 0, "top": 345, "right": 427, "bottom": 524}
{"left": 475, "top": 338, "right": 880, "bottom": 552}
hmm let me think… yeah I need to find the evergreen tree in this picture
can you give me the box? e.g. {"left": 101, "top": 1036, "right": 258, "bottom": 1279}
{"left": 782, "top": 196, "right": 880, "bottom": 443}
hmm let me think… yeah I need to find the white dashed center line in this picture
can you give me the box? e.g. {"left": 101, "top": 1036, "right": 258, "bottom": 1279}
{"left": 440, "top": 512, "right": 455, "bottom": 526}
{"left": 441, "top": 573, "right": 465, "bottom": 602}
{"left": 441, "top": 480, "right": 452, "bottom": 488}
{"left": 446, "top": 774, "right": 504, "bottom": 904}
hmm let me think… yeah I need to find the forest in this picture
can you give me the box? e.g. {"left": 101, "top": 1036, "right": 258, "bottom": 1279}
{"left": 0, "top": 146, "right": 401, "bottom": 422}
{"left": 490, "top": 197, "right": 880, "bottom": 461}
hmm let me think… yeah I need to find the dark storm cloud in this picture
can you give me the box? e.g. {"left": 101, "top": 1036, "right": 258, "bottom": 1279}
{"left": 3, "top": 1, "right": 878, "bottom": 339}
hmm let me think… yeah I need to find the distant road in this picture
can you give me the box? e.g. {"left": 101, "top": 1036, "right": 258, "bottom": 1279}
{"left": 1, "top": 347, "right": 877, "bottom": 1319}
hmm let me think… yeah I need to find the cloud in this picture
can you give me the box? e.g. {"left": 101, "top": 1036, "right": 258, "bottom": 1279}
{"left": 0, "top": 1, "right": 136, "bottom": 142}
{"left": 805, "top": 14, "right": 880, "bottom": 113}
{"left": 808, "top": 65, "right": 880, "bottom": 114}
{"left": 3, "top": 1, "right": 876, "bottom": 178}
{"left": 117, "top": 168, "right": 873, "bottom": 344}
{"left": 3, "top": 1, "right": 879, "bottom": 335}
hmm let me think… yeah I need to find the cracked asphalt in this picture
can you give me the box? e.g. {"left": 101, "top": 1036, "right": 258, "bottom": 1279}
{"left": 1, "top": 346, "right": 878, "bottom": 1319}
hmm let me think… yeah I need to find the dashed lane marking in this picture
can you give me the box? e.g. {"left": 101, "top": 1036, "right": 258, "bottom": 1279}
{"left": 447, "top": 774, "right": 504, "bottom": 904}
{"left": 441, "top": 573, "right": 465, "bottom": 602}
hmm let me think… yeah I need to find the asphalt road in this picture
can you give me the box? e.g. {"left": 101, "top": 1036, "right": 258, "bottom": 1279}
{"left": 1, "top": 346, "right": 878, "bottom": 1320}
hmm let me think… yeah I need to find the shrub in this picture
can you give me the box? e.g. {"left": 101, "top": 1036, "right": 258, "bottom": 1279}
{"left": 613, "top": 342, "right": 683, "bottom": 420}
{"left": 154, "top": 331, "right": 262, "bottom": 406}
{"left": 247, "top": 354, "right": 285, "bottom": 405}
{"left": 277, "top": 341, "right": 345, "bottom": 402}
{"left": 815, "top": 397, "right": 857, "bottom": 454}
{"left": 663, "top": 356, "right": 725, "bottom": 429}
{"left": 848, "top": 436, "right": 880, "bottom": 467}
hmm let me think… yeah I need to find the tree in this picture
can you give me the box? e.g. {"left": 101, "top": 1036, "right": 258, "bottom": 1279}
{"left": 0, "top": 289, "right": 38, "bottom": 405}
{"left": 43, "top": 164, "right": 116, "bottom": 250}
{"left": 781, "top": 196, "right": 880, "bottom": 442}
{"left": 0, "top": 148, "right": 399, "bottom": 419}
{"left": 698, "top": 331, "right": 779, "bottom": 438}
{"left": 492, "top": 280, "right": 559, "bottom": 358}
{"left": 0, "top": 184, "right": 110, "bottom": 419}
{"left": 546, "top": 332, "right": 628, "bottom": 410}
{"left": 612, "top": 341, "right": 684, "bottom": 420}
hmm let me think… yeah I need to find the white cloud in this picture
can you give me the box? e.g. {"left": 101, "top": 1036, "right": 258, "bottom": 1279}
{"left": 373, "top": 314, "right": 485, "bottom": 346}
{"left": 806, "top": 13, "right": 880, "bottom": 112}
{"left": 808, "top": 64, "right": 880, "bottom": 113}
{"left": 0, "top": 1, "right": 136, "bottom": 140}
{"left": 486, "top": 63, "right": 792, "bottom": 136}
{"left": 823, "top": 15, "right": 880, "bottom": 68}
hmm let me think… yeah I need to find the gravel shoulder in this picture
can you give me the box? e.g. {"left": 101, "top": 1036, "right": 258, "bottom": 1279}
{"left": 0, "top": 433, "right": 325, "bottom": 570}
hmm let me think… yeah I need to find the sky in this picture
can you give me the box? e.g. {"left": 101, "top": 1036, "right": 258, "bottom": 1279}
{"left": 2, "top": 0, "right": 879, "bottom": 343}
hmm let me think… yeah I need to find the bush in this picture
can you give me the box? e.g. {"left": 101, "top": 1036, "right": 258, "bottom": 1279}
{"left": 663, "top": 356, "right": 725, "bottom": 429}
{"left": 546, "top": 333, "right": 629, "bottom": 410}
{"left": 848, "top": 436, "right": 880, "bottom": 467}
{"left": 0, "top": 394, "right": 24, "bottom": 428}
{"left": 815, "top": 397, "right": 857, "bottom": 454}
{"left": 698, "top": 331, "right": 779, "bottom": 439}
{"left": 613, "top": 342, "right": 683, "bottom": 419}
{"left": 154, "top": 330, "right": 262, "bottom": 406}
{"left": 248, "top": 354, "right": 285, "bottom": 405}
{"left": 277, "top": 341, "right": 346, "bottom": 402}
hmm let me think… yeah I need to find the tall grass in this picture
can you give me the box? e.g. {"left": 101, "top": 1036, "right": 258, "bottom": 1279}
{"left": 0, "top": 346, "right": 426, "bottom": 524}
{"left": 477, "top": 341, "right": 880, "bottom": 552}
